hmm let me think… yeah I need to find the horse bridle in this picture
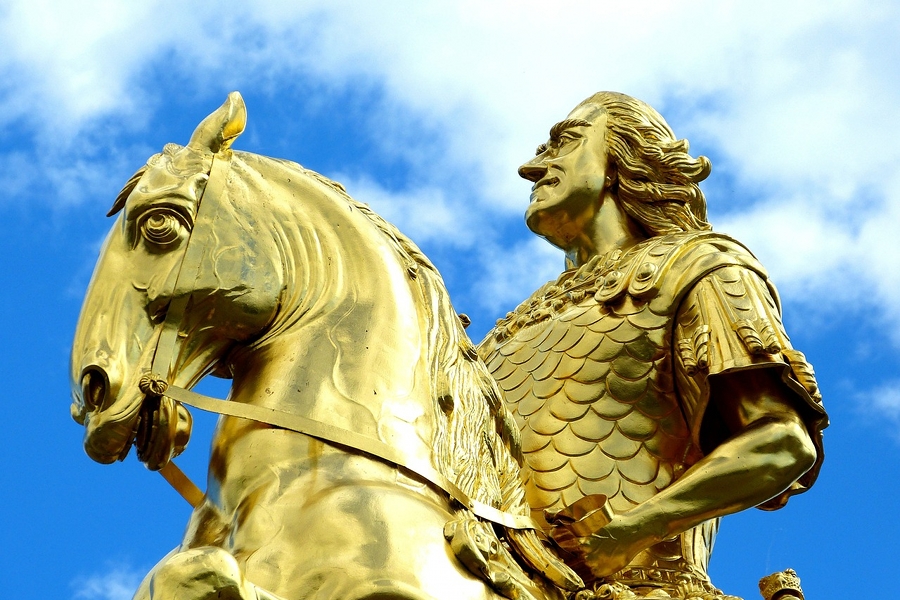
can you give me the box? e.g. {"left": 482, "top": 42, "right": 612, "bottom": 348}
{"left": 139, "top": 150, "right": 537, "bottom": 531}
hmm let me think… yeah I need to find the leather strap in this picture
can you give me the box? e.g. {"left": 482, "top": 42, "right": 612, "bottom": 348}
{"left": 158, "top": 461, "right": 204, "bottom": 508}
{"left": 151, "top": 152, "right": 232, "bottom": 379}
{"left": 162, "top": 384, "right": 537, "bottom": 530}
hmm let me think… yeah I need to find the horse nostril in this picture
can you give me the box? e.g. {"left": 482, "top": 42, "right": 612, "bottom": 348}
{"left": 81, "top": 368, "right": 109, "bottom": 412}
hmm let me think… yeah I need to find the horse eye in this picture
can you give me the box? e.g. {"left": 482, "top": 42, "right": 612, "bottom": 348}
{"left": 140, "top": 212, "right": 184, "bottom": 246}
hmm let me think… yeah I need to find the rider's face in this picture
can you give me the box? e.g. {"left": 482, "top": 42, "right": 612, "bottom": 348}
{"left": 520, "top": 104, "right": 611, "bottom": 247}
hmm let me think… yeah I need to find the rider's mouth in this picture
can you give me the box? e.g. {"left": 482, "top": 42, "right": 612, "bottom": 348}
{"left": 530, "top": 177, "right": 559, "bottom": 202}
{"left": 532, "top": 177, "right": 559, "bottom": 192}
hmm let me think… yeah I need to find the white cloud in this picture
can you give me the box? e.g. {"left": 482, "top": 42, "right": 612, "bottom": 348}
{"left": 1, "top": 1, "right": 161, "bottom": 134}
{"left": 72, "top": 564, "right": 144, "bottom": 600}
{"left": 717, "top": 169, "right": 900, "bottom": 338}
{"left": 856, "top": 379, "right": 900, "bottom": 442}
{"left": 869, "top": 382, "right": 900, "bottom": 422}
{"left": 0, "top": 138, "right": 145, "bottom": 210}
{"left": 3, "top": 0, "right": 900, "bottom": 332}
{"left": 337, "top": 176, "right": 484, "bottom": 248}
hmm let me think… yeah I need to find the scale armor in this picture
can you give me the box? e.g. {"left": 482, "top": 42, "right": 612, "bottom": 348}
{"left": 478, "top": 232, "right": 827, "bottom": 598}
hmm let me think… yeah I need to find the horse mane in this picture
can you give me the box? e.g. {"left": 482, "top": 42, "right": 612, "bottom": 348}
{"left": 107, "top": 165, "right": 147, "bottom": 217}
{"left": 107, "top": 144, "right": 189, "bottom": 217}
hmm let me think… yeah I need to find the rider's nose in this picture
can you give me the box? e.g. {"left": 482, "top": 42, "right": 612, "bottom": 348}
{"left": 518, "top": 159, "right": 547, "bottom": 183}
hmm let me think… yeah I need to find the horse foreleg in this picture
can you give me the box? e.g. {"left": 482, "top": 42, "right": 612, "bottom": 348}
{"left": 132, "top": 547, "right": 287, "bottom": 600}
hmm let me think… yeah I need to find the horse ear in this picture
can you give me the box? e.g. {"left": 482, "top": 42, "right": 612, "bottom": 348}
{"left": 187, "top": 91, "right": 247, "bottom": 154}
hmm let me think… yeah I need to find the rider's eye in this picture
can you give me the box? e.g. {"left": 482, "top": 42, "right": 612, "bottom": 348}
{"left": 140, "top": 211, "right": 186, "bottom": 246}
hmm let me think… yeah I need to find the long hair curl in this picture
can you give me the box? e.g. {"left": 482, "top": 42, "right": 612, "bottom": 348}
{"left": 579, "top": 92, "right": 712, "bottom": 235}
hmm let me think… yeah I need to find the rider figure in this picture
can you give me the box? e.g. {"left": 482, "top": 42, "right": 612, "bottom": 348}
{"left": 478, "top": 92, "right": 827, "bottom": 599}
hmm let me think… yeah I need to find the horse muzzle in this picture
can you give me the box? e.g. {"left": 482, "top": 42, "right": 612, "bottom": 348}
{"left": 74, "top": 364, "right": 144, "bottom": 464}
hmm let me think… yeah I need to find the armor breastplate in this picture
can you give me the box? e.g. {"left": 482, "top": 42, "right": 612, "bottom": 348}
{"left": 502, "top": 298, "right": 691, "bottom": 520}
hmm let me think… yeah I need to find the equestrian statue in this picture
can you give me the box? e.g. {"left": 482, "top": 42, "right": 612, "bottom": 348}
{"left": 70, "top": 92, "right": 826, "bottom": 600}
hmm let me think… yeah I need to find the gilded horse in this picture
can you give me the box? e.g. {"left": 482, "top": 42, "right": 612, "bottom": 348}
{"left": 70, "top": 93, "right": 580, "bottom": 600}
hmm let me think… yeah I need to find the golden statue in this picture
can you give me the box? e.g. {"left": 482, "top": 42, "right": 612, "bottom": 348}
{"left": 69, "top": 91, "right": 827, "bottom": 600}
{"left": 70, "top": 93, "right": 582, "bottom": 600}
{"left": 477, "top": 92, "right": 828, "bottom": 599}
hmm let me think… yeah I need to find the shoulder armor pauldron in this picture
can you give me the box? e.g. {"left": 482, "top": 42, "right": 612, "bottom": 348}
{"left": 487, "top": 232, "right": 767, "bottom": 345}
{"left": 597, "top": 232, "right": 769, "bottom": 313}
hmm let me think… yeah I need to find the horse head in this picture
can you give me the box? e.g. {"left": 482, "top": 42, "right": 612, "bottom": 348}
{"left": 71, "top": 93, "right": 283, "bottom": 468}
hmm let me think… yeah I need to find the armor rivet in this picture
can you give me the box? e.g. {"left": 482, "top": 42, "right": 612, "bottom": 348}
{"left": 635, "top": 262, "right": 657, "bottom": 282}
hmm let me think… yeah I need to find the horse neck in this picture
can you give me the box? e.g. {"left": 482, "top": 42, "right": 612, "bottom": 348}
{"left": 226, "top": 173, "right": 439, "bottom": 461}
{"left": 218, "top": 162, "right": 508, "bottom": 508}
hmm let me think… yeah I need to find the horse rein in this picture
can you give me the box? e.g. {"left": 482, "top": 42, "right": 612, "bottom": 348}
{"left": 142, "top": 151, "right": 538, "bottom": 532}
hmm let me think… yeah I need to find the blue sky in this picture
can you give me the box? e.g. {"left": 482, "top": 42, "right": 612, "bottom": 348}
{"left": 2, "top": 2, "right": 899, "bottom": 598}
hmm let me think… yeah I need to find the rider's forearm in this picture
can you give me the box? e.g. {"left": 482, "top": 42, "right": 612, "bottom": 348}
{"left": 619, "top": 416, "right": 816, "bottom": 544}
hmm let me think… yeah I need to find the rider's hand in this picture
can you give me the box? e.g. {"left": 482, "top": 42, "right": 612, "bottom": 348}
{"left": 548, "top": 510, "right": 652, "bottom": 581}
